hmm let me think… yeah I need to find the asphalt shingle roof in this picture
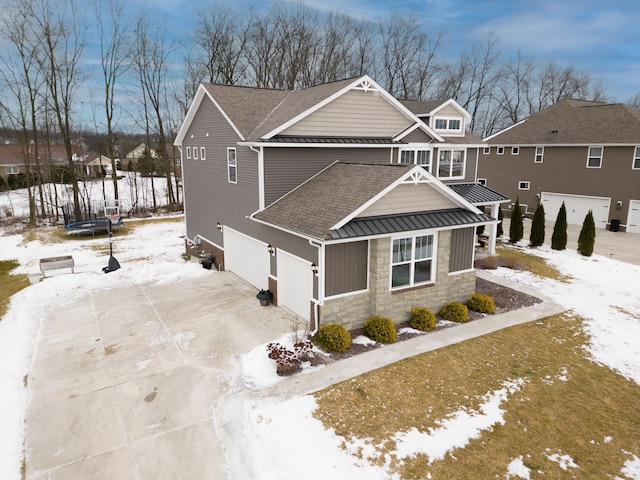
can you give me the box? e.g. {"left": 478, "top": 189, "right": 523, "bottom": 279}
{"left": 486, "top": 99, "right": 640, "bottom": 145}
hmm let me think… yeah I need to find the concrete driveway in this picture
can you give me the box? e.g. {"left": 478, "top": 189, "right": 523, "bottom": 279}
{"left": 25, "top": 271, "right": 295, "bottom": 479}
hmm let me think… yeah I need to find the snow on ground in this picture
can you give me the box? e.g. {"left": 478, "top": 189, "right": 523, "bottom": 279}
{"left": 1, "top": 219, "right": 639, "bottom": 479}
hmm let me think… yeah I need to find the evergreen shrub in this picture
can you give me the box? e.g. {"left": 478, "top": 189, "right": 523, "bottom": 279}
{"left": 410, "top": 307, "right": 436, "bottom": 331}
{"left": 363, "top": 315, "right": 397, "bottom": 343}
{"left": 551, "top": 202, "right": 568, "bottom": 250}
{"left": 467, "top": 293, "right": 496, "bottom": 314}
{"left": 578, "top": 210, "right": 596, "bottom": 257}
{"left": 313, "top": 324, "right": 352, "bottom": 352}
{"left": 439, "top": 302, "right": 469, "bottom": 323}
{"left": 509, "top": 198, "right": 524, "bottom": 243}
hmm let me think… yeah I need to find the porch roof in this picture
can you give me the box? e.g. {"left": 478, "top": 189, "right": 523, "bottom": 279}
{"left": 329, "top": 208, "right": 494, "bottom": 240}
{"left": 447, "top": 183, "right": 510, "bottom": 204}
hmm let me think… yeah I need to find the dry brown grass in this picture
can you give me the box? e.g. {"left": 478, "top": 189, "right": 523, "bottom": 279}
{"left": 0, "top": 260, "right": 30, "bottom": 320}
{"left": 477, "top": 245, "right": 572, "bottom": 282}
{"left": 313, "top": 313, "right": 640, "bottom": 478}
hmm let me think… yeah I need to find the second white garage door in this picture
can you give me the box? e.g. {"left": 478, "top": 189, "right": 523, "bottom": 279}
{"left": 223, "top": 228, "right": 270, "bottom": 290}
{"left": 277, "top": 250, "right": 313, "bottom": 322}
{"left": 541, "top": 193, "right": 610, "bottom": 229}
{"left": 628, "top": 200, "right": 640, "bottom": 234}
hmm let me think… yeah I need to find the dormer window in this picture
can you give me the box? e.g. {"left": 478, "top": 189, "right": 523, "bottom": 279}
{"left": 434, "top": 117, "right": 462, "bottom": 133}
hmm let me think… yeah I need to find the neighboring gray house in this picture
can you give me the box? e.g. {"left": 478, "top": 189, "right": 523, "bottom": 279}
{"left": 174, "top": 75, "right": 507, "bottom": 330}
{"left": 481, "top": 99, "right": 640, "bottom": 233}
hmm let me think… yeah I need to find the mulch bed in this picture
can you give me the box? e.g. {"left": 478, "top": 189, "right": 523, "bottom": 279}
{"left": 315, "top": 277, "right": 542, "bottom": 362}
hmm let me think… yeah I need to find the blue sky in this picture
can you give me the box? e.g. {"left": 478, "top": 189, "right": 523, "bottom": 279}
{"left": 142, "top": 0, "right": 639, "bottom": 102}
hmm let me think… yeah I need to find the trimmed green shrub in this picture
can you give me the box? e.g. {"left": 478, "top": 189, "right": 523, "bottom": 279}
{"left": 410, "top": 307, "right": 436, "bottom": 331}
{"left": 551, "top": 201, "right": 568, "bottom": 250}
{"left": 363, "top": 315, "right": 397, "bottom": 343}
{"left": 313, "top": 324, "right": 352, "bottom": 353}
{"left": 578, "top": 210, "right": 596, "bottom": 257}
{"left": 509, "top": 197, "right": 523, "bottom": 243}
{"left": 439, "top": 302, "right": 469, "bottom": 323}
{"left": 467, "top": 293, "right": 496, "bottom": 314}
{"left": 529, "top": 202, "right": 545, "bottom": 247}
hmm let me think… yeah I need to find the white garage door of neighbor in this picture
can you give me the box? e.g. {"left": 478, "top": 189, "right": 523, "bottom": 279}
{"left": 223, "top": 228, "right": 270, "bottom": 290}
{"left": 628, "top": 200, "right": 640, "bottom": 234}
{"left": 541, "top": 193, "right": 610, "bottom": 229}
{"left": 277, "top": 250, "right": 313, "bottom": 322}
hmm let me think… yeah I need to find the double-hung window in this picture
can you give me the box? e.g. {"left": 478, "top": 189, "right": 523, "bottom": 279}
{"left": 227, "top": 147, "right": 237, "bottom": 183}
{"left": 392, "top": 235, "right": 434, "bottom": 288}
{"left": 633, "top": 147, "right": 640, "bottom": 170}
{"left": 437, "top": 149, "right": 465, "bottom": 179}
{"left": 587, "top": 146, "right": 603, "bottom": 168}
{"left": 535, "top": 146, "right": 544, "bottom": 163}
{"left": 6, "top": 165, "right": 19, "bottom": 174}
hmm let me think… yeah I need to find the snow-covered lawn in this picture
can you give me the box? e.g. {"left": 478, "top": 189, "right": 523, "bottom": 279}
{"left": 0, "top": 220, "right": 639, "bottom": 479}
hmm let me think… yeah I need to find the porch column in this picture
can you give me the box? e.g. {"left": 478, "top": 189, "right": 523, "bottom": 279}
{"left": 487, "top": 203, "right": 499, "bottom": 254}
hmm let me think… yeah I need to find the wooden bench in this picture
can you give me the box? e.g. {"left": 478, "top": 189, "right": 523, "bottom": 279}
{"left": 39, "top": 255, "right": 75, "bottom": 278}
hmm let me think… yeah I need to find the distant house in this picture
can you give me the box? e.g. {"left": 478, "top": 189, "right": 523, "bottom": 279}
{"left": 481, "top": 100, "right": 640, "bottom": 233}
{"left": 0, "top": 143, "right": 74, "bottom": 186}
{"left": 175, "top": 75, "right": 507, "bottom": 330}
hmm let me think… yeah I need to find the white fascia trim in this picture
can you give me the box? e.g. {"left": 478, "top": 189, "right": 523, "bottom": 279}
{"left": 483, "top": 119, "right": 526, "bottom": 142}
{"left": 237, "top": 141, "right": 398, "bottom": 149}
{"left": 174, "top": 84, "right": 245, "bottom": 146}
{"left": 429, "top": 99, "right": 472, "bottom": 123}
{"left": 393, "top": 122, "right": 438, "bottom": 143}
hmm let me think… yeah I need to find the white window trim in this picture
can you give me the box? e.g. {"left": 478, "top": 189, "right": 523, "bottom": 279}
{"left": 483, "top": 147, "right": 490, "bottom": 155}
{"left": 535, "top": 146, "right": 544, "bottom": 163}
{"left": 497, "top": 147, "right": 505, "bottom": 155}
{"left": 633, "top": 146, "right": 640, "bottom": 170}
{"left": 587, "top": 146, "right": 603, "bottom": 168}
{"left": 518, "top": 181, "right": 530, "bottom": 190}
{"left": 193, "top": 146, "right": 198, "bottom": 160}
{"left": 200, "top": 147, "right": 206, "bottom": 160}
{"left": 6, "top": 165, "right": 19, "bottom": 174}
{"left": 186, "top": 146, "right": 191, "bottom": 159}
{"left": 436, "top": 148, "right": 466, "bottom": 180}
{"left": 399, "top": 145, "right": 433, "bottom": 172}
{"left": 433, "top": 116, "right": 463, "bottom": 135}
{"left": 512, "top": 147, "right": 519, "bottom": 155}
{"left": 227, "top": 147, "right": 237, "bottom": 184}
{"left": 390, "top": 233, "right": 436, "bottom": 290}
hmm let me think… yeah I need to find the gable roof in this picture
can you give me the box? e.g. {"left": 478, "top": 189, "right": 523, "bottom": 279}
{"left": 175, "top": 76, "right": 445, "bottom": 146}
{"left": 252, "top": 162, "right": 489, "bottom": 241}
{"left": 484, "top": 99, "right": 640, "bottom": 144}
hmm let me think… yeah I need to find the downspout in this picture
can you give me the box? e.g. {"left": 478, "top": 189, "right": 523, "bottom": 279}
{"left": 249, "top": 144, "right": 265, "bottom": 210}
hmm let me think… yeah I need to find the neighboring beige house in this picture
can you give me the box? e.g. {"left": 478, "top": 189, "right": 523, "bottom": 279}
{"left": 480, "top": 99, "right": 640, "bottom": 233}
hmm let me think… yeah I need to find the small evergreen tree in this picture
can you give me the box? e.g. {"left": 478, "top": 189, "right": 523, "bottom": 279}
{"left": 578, "top": 210, "right": 596, "bottom": 256}
{"left": 551, "top": 202, "right": 568, "bottom": 250}
{"left": 497, "top": 206, "right": 504, "bottom": 237}
{"left": 529, "top": 203, "right": 545, "bottom": 247}
{"left": 509, "top": 197, "right": 523, "bottom": 243}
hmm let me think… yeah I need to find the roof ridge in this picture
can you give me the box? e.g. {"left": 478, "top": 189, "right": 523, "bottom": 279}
{"left": 246, "top": 90, "right": 296, "bottom": 140}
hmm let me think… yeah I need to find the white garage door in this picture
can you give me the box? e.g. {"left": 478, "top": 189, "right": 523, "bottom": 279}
{"left": 541, "top": 193, "right": 610, "bottom": 229}
{"left": 223, "top": 228, "right": 270, "bottom": 290}
{"left": 277, "top": 250, "right": 313, "bottom": 322}
{"left": 628, "top": 200, "right": 640, "bottom": 234}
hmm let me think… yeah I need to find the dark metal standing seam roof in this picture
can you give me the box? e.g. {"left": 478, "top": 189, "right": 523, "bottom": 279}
{"left": 329, "top": 208, "right": 495, "bottom": 240}
{"left": 447, "top": 183, "right": 510, "bottom": 204}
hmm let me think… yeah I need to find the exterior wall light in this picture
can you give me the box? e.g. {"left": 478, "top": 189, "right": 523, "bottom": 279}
{"left": 311, "top": 262, "right": 318, "bottom": 274}
{"left": 267, "top": 244, "right": 275, "bottom": 255}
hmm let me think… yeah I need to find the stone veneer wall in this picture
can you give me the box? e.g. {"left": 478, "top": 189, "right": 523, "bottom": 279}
{"left": 320, "top": 231, "right": 476, "bottom": 330}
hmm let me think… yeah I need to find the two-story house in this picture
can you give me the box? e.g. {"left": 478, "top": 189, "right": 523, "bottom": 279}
{"left": 174, "top": 75, "right": 508, "bottom": 330}
{"left": 480, "top": 99, "right": 640, "bottom": 233}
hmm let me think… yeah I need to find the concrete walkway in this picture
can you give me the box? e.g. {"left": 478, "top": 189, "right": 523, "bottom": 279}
{"left": 25, "top": 272, "right": 294, "bottom": 480}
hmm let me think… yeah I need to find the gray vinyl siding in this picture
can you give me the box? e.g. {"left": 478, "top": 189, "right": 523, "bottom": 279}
{"left": 181, "top": 97, "right": 261, "bottom": 248}
{"left": 325, "top": 241, "right": 368, "bottom": 296}
{"left": 403, "top": 128, "right": 435, "bottom": 143}
{"left": 449, "top": 227, "right": 475, "bottom": 272}
{"left": 263, "top": 147, "right": 392, "bottom": 205}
